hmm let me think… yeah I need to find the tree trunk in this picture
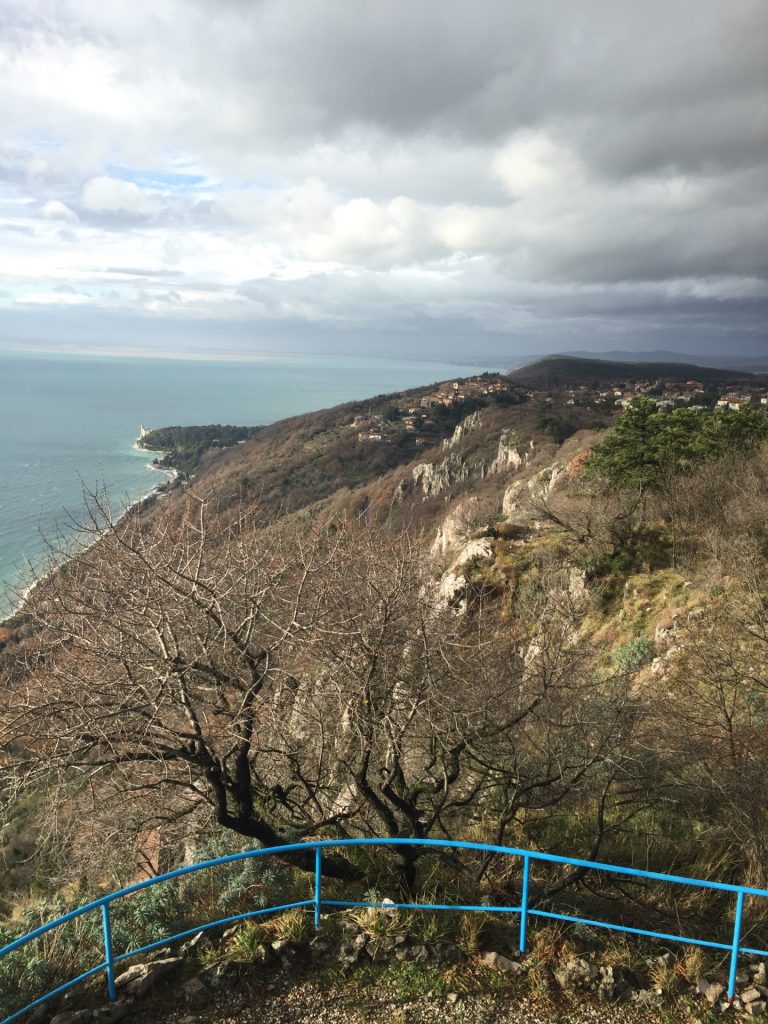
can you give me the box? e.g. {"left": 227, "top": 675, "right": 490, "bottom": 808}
{"left": 393, "top": 845, "right": 420, "bottom": 897}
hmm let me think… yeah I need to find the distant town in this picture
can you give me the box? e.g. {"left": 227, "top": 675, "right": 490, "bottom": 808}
{"left": 353, "top": 369, "right": 768, "bottom": 445}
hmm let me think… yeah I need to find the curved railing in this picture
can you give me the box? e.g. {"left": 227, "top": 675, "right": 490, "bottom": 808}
{"left": 2, "top": 837, "right": 768, "bottom": 1022}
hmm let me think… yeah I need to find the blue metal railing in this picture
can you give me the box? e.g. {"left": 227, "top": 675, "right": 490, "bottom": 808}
{"left": 2, "top": 837, "right": 767, "bottom": 1022}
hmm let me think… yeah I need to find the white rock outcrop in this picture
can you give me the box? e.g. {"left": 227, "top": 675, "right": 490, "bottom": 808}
{"left": 442, "top": 410, "right": 483, "bottom": 449}
{"left": 391, "top": 478, "right": 407, "bottom": 504}
{"left": 435, "top": 535, "right": 495, "bottom": 613}
{"left": 438, "top": 570, "right": 469, "bottom": 612}
{"left": 490, "top": 430, "right": 529, "bottom": 475}
{"left": 430, "top": 497, "right": 480, "bottom": 558}
{"left": 569, "top": 568, "right": 588, "bottom": 601}
{"left": 412, "top": 452, "right": 469, "bottom": 498}
{"left": 503, "top": 462, "right": 563, "bottom": 519}
{"left": 453, "top": 537, "right": 494, "bottom": 568}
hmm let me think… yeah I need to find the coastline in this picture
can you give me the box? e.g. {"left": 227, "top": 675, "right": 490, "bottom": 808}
{"left": 0, "top": 437, "right": 177, "bottom": 628}
{"left": 0, "top": 352, "right": 495, "bottom": 624}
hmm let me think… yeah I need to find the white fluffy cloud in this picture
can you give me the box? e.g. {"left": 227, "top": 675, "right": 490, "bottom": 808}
{"left": 41, "top": 200, "right": 78, "bottom": 221}
{"left": 0, "top": 0, "right": 765, "bottom": 359}
{"left": 80, "top": 177, "right": 159, "bottom": 216}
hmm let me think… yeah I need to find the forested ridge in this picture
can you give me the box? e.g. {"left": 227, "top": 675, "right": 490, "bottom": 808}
{"left": 139, "top": 424, "right": 264, "bottom": 476}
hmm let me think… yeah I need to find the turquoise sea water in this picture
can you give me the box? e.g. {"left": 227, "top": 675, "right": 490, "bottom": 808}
{"left": 0, "top": 350, "right": 491, "bottom": 615}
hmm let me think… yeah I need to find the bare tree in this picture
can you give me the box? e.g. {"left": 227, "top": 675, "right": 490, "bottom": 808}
{"left": 2, "top": 492, "right": 364, "bottom": 878}
{"left": 1, "top": 490, "right": 636, "bottom": 893}
{"left": 298, "top": 538, "right": 639, "bottom": 891}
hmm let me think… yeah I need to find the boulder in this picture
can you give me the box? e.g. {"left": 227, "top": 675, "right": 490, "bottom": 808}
{"left": 428, "top": 941, "right": 463, "bottom": 965}
{"left": 26, "top": 1007, "right": 52, "bottom": 1024}
{"left": 91, "top": 1004, "right": 130, "bottom": 1023}
{"left": 597, "top": 965, "right": 636, "bottom": 1002}
{"left": 401, "top": 943, "right": 430, "bottom": 964}
{"left": 631, "top": 988, "right": 664, "bottom": 1007}
{"left": 365, "top": 935, "right": 401, "bottom": 962}
{"left": 338, "top": 932, "right": 369, "bottom": 967}
{"left": 309, "top": 935, "right": 334, "bottom": 962}
{"left": 695, "top": 977, "right": 725, "bottom": 1004}
{"left": 115, "top": 957, "right": 181, "bottom": 997}
{"left": 481, "top": 951, "right": 525, "bottom": 976}
{"left": 555, "top": 957, "right": 598, "bottom": 990}
{"left": 270, "top": 939, "right": 309, "bottom": 970}
{"left": 180, "top": 975, "right": 208, "bottom": 1001}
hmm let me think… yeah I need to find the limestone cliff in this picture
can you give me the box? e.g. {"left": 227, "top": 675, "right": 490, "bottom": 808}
{"left": 412, "top": 452, "right": 469, "bottom": 498}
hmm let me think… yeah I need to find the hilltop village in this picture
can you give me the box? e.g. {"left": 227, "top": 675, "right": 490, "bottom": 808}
{"left": 352, "top": 365, "right": 768, "bottom": 445}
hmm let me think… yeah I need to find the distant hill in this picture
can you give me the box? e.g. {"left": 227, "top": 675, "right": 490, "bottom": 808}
{"left": 509, "top": 355, "right": 756, "bottom": 388}
{"left": 564, "top": 349, "right": 768, "bottom": 372}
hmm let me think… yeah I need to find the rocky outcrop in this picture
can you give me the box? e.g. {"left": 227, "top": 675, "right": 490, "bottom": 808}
{"left": 412, "top": 452, "right": 469, "bottom": 498}
{"left": 453, "top": 537, "right": 494, "bottom": 567}
{"left": 441, "top": 410, "right": 483, "bottom": 449}
{"left": 391, "top": 478, "right": 407, "bottom": 505}
{"left": 490, "top": 431, "right": 533, "bottom": 475}
{"left": 569, "top": 567, "right": 589, "bottom": 601}
{"left": 436, "top": 536, "right": 495, "bottom": 612}
{"left": 503, "top": 461, "right": 563, "bottom": 520}
{"left": 437, "top": 570, "right": 468, "bottom": 611}
{"left": 430, "top": 497, "right": 480, "bottom": 559}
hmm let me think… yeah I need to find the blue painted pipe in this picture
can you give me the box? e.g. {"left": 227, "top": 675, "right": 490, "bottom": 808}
{"left": 1, "top": 837, "right": 762, "bottom": 1023}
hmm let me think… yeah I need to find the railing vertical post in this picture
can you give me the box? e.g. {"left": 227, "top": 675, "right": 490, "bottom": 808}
{"left": 519, "top": 854, "right": 531, "bottom": 954}
{"left": 101, "top": 903, "right": 117, "bottom": 1003}
{"left": 314, "top": 847, "right": 322, "bottom": 931}
{"left": 728, "top": 889, "right": 745, "bottom": 999}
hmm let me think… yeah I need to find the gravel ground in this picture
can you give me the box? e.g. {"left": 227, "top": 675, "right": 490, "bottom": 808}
{"left": 140, "top": 974, "right": 703, "bottom": 1024}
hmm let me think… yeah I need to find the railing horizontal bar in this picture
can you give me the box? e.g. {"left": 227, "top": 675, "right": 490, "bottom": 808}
{"left": 529, "top": 909, "right": 733, "bottom": 952}
{"left": 309, "top": 839, "right": 764, "bottom": 897}
{"left": 322, "top": 900, "right": 522, "bottom": 914}
{"left": 113, "top": 901, "right": 315, "bottom": 965}
{"left": 4, "top": 837, "right": 767, "bottom": 1024}
{"left": 0, "top": 901, "right": 103, "bottom": 959}
{"left": 739, "top": 945, "right": 768, "bottom": 958}
{"left": 3, "top": 838, "right": 760, "bottom": 963}
{"left": 1, "top": 960, "right": 107, "bottom": 1024}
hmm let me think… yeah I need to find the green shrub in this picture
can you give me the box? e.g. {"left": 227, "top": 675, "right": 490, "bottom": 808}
{"left": 612, "top": 635, "right": 653, "bottom": 672}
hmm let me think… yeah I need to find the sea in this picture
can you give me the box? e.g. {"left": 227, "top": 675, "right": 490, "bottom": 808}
{"left": 0, "top": 349, "right": 493, "bottom": 617}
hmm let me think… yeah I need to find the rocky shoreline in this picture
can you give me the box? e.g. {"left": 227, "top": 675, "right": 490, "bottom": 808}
{"left": 0, "top": 436, "right": 176, "bottom": 629}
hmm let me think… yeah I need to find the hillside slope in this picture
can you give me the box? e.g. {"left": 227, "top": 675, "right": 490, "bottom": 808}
{"left": 4, "top": 366, "right": 768, "bottom": 1022}
{"left": 510, "top": 354, "right": 756, "bottom": 387}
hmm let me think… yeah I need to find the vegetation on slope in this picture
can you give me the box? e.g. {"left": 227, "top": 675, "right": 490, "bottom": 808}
{"left": 584, "top": 397, "right": 768, "bottom": 491}
{"left": 3, "top": 375, "right": 768, "bottom": 1016}
{"left": 139, "top": 424, "right": 264, "bottom": 476}
{"left": 510, "top": 354, "right": 756, "bottom": 387}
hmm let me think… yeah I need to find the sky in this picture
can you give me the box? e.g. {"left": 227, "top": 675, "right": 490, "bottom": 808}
{"left": 0, "top": 0, "right": 766, "bottom": 364}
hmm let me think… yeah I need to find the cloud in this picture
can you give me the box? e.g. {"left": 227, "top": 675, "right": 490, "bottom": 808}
{"left": 0, "top": 0, "right": 764, "bottom": 357}
{"left": 41, "top": 199, "right": 78, "bottom": 221}
{"left": 80, "top": 176, "right": 159, "bottom": 216}
{"left": 17, "top": 289, "right": 92, "bottom": 306}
